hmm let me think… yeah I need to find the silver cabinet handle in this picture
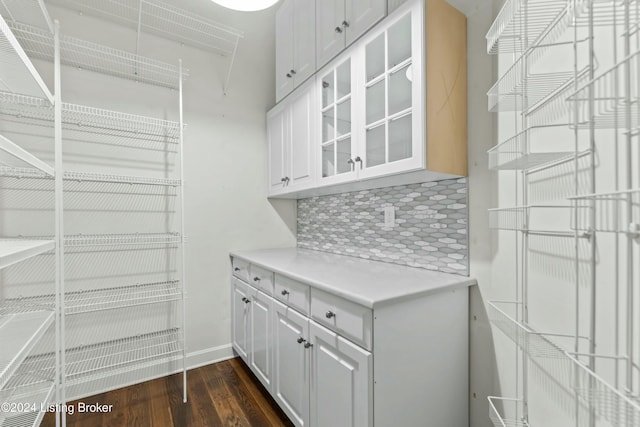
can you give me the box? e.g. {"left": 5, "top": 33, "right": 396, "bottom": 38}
{"left": 281, "top": 289, "right": 290, "bottom": 296}
{"left": 325, "top": 311, "right": 336, "bottom": 319}
{"left": 234, "top": 267, "right": 240, "bottom": 271}
{"left": 286, "top": 72, "right": 292, "bottom": 78}
{"left": 253, "top": 276, "right": 261, "bottom": 282}
{"left": 297, "top": 337, "right": 305, "bottom": 344}
{"left": 347, "top": 158, "right": 355, "bottom": 171}
{"left": 241, "top": 297, "right": 251, "bottom": 304}
{"left": 284, "top": 177, "right": 290, "bottom": 184}
{"left": 335, "top": 26, "right": 343, "bottom": 33}
{"left": 290, "top": 69, "right": 296, "bottom": 75}
{"left": 304, "top": 342, "right": 313, "bottom": 349}
{"left": 355, "top": 156, "right": 363, "bottom": 169}
{"left": 342, "top": 20, "right": 350, "bottom": 28}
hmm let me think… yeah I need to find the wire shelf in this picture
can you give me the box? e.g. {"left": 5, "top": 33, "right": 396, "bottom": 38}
{"left": 568, "top": 50, "right": 640, "bottom": 130}
{"left": 488, "top": 397, "right": 530, "bottom": 427}
{"left": 0, "top": 166, "right": 181, "bottom": 187}
{"left": 0, "top": 14, "right": 53, "bottom": 103}
{"left": 0, "top": 382, "right": 55, "bottom": 427}
{"left": 488, "top": 70, "right": 576, "bottom": 112}
{"left": 0, "top": 239, "right": 54, "bottom": 270}
{"left": 46, "top": 0, "right": 244, "bottom": 55}
{"left": 6, "top": 328, "right": 182, "bottom": 391}
{"left": 489, "top": 302, "right": 640, "bottom": 426}
{"left": 488, "top": 127, "right": 574, "bottom": 170}
{"left": 488, "top": 301, "right": 568, "bottom": 359}
{"left": 488, "top": 205, "right": 579, "bottom": 234}
{"left": 526, "top": 67, "right": 592, "bottom": 128}
{"left": 7, "top": 21, "right": 187, "bottom": 89}
{"left": 489, "top": 207, "right": 528, "bottom": 230}
{"left": 0, "top": 92, "right": 181, "bottom": 143}
{"left": 0, "top": 311, "right": 54, "bottom": 390}
{"left": 9, "top": 233, "right": 180, "bottom": 247}
{"left": 1, "top": 280, "right": 181, "bottom": 316}
{"left": 63, "top": 232, "right": 181, "bottom": 247}
{"left": 570, "top": 188, "right": 640, "bottom": 234}
{"left": 486, "top": 0, "right": 573, "bottom": 54}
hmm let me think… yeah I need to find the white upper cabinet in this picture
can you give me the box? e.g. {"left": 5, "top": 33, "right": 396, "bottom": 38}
{"left": 317, "top": 2, "right": 423, "bottom": 188}
{"left": 346, "top": 0, "right": 387, "bottom": 45}
{"left": 318, "top": 54, "right": 358, "bottom": 186}
{"left": 268, "top": 79, "right": 317, "bottom": 197}
{"left": 316, "top": 0, "right": 387, "bottom": 68}
{"left": 270, "top": 0, "right": 468, "bottom": 198}
{"left": 276, "top": 0, "right": 316, "bottom": 102}
{"left": 316, "top": 0, "right": 346, "bottom": 69}
{"left": 356, "top": 8, "right": 423, "bottom": 179}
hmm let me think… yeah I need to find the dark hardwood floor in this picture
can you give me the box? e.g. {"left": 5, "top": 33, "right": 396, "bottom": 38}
{"left": 41, "top": 358, "right": 294, "bottom": 427}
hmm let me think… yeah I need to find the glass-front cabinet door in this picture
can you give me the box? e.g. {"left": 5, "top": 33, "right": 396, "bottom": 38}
{"left": 357, "top": 9, "right": 423, "bottom": 178}
{"left": 319, "top": 55, "right": 357, "bottom": 185}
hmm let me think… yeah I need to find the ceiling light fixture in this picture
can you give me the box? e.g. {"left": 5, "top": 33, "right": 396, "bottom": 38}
{"left": 211, "top": 0, "right": 280, "bottom": 11}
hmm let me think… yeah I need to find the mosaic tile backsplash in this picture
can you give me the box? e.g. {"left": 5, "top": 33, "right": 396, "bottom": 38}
{"left": 297, "top": 178, "right": 468, "bottom": 275}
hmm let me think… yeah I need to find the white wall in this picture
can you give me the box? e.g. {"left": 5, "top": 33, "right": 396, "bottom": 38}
{"left": 44, "top": 1, "right": 296, "bottom": 368}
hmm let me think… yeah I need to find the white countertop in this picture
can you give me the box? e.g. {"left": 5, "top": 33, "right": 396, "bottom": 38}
{"left": 230, "top": 248, "right": 476, "bottom": 308}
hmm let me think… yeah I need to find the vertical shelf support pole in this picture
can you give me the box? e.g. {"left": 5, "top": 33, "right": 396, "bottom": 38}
{"left": 178, "top": 59, "right": 188, "bottom": 404}
{"left": 53, "top": 19, "right": 66, "bottom": 427}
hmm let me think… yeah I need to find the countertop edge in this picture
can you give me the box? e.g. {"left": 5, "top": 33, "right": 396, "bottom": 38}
{"left": 230, "top": 250, "right": 476, "bottom": 309}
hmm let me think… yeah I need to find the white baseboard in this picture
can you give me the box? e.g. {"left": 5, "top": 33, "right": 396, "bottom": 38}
{"left": 187, "top": 344, "right": 235, "bottom": 370}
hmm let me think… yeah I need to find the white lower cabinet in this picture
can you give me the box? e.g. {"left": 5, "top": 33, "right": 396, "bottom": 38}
{"left": 231, "top": 255, "right": 468, "bottom": 426}
{"left": 274, "top": 301, "right": 311, "bottom": 426}
{"left": 310, "top": 321, "right": 372, "bottom": 427}
{"left": 249, "top": 288, "right": 274, "bottom": 390}
{"left": 231, "top": 278, "right": 251, "bottom": 363}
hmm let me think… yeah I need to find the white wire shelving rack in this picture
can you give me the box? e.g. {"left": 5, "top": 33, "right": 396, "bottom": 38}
{"left": 0, "top": 8, "right": 62, "bottom": 427}
{"left": 3, "top": 0, "right": 188, "bottom": 421}
{"left": 486, "top": 0, "right": 640, "bottom": 425}
{"left": 44, "top": 0, "right": 244, "bottom": 93}
{"left": 7, "top": 21, "right": 188, "bottom": 90}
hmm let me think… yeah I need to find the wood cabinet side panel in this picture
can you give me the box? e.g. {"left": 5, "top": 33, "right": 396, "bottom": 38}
{"left": 425, "top": 0, "right": 467, "bottom": 176}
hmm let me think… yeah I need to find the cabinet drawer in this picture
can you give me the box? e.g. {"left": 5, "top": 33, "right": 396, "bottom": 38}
{"left": 310, "top": 289, "right": 372, "bottom": 350}
{"left": 249, "top": 265, "right": 274, "bottom": 295}
{"left": 232, "top": 257, "right": 250, "bottom": 282}
{"left": 274, "top": 274, "right": 310, "bottom": 315}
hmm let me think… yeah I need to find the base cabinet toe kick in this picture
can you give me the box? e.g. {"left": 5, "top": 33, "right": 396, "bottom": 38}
{"left": 230, "top": 253, "right": 469, "bottom": 427}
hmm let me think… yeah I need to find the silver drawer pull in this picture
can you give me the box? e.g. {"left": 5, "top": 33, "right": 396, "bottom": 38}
{"left": 304, "top": 342, "right": 313, "bottom": 349}
{"left": 281, "top": 290, "right": 290, "bottom": 296}
{"left": 297, "top": 337, "right": 305, "bottom": 344}
{"left": 253, "top": 277, "right": 261, "bottom": 282}
{"left": 325, "top": 311, "right": 336, "bottom": 319}
{"left": 241, "top": 297, "right": 251, "bottom": 304}
{"left": 234, "top": 267, "right": 240, "bottom": 272}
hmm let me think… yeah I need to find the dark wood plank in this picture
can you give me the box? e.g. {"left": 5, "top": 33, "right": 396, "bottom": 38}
{"left": 184, "top": 369, "right": 223, "bottom": 427}
{"left": 40, "top": 358, "right": 293, "bottom": 427}
{"left": 229, "top": 358, "right": 294, "bottom": 427}
{"left": 199, "top": 362, "right": 252, "bottom": 427}
{"left": 145, "top": 376, "right": 174, "bottom": 427}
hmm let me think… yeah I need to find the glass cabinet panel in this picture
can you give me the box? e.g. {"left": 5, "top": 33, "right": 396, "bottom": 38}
{"left": 320, "top": 58, "right": 353, "bottom": 179}
{"left": 388, "top": 14, "right": 412, "bottom": 68}
{"left": 366, "top": 34, "right": 385, "bottom": 82}
{"left": 363, "top": 11, "right": 414, "bottom": 171}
